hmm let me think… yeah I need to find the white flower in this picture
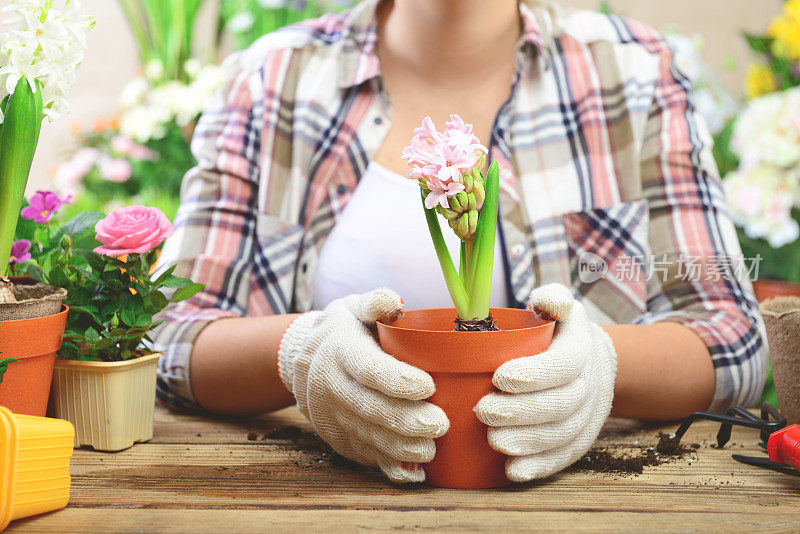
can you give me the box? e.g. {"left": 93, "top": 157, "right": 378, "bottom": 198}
{"left": 118, "top": 77, "right": 149, "bottom": 108}
{"left": 184, "top": 58, "right": 201, "bottom": 78}
{"left": 732, "top": 87, "right": 800, "bottom": 169}
{"left": 120, "top": 104, "right": 169, "bottom": 143}
{"left": 0, "top": 0, "right": 94, "bottom": 123}
{"left": 144, "top": 58, "right": 164, "bottom": 82}
{"left": 724, "top": 165, "right": 800, "bottom": 248}
{"left": 227, "top": 12, "right": 254, "bottom": 33}
{"left": 257, "top": 0, "right": 289, "bottom": 8}
{"left": 116, "top": 63, "right": 224, "bottom": 142}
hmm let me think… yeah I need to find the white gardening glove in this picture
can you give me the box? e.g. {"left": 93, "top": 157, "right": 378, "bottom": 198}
{"left": 474, "top": 283, "right": 617, "bottom": 482}
{"left": 278, "top": 288, "right": 449, "bottom": 483}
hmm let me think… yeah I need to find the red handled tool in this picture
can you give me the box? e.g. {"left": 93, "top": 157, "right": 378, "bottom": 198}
{"left": 674, "top": 403, "right": 800, "bottom": 476}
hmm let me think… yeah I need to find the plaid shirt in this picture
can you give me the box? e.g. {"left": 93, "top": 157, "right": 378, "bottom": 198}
{"left": 153, "top": 0, "right": 767, "bottom": 412}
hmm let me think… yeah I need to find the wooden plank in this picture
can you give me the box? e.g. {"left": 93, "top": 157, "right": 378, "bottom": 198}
{"left": 10, "top": 508, "right": 800, "bottom": 533}
{"left": 7, "top": 407, "right": 800, "bottom": 533}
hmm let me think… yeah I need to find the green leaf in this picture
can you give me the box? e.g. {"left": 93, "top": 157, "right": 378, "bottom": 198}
{"left": 160, "top": 274, "right": 194, "bottom": 288}
{"left": 133, "top": 312, "right": 153, "bottom": 328}
{"left": 84, "top": 327, "right": 101, "bottom": 342}
{"left": 51, "top": 210, "right": 105, "bottom": 249}
{"left": 743, "top": 32, "right": 774, "bottom": 57}
{"left": 25, "top": 263, "right": 46, "bottom": 283}
{"left": 466, "top": 161, "right": 500, "bottom": 320}
{"left": 170, "top": 282, "right": 204, "bottom": 302}
{"left": 76, "top": 248, "right": 107, "bottom": 273}
{"left": 148, "top": 290, "right": 169, "bottom": 310}
{"left": 120, "top": 307, "right": 137, "bottom": 327}
{"left": 47, "top": 266, "right": 69, "bottom": 288}
{"left": 0, "top": 357, "right": 18, "bottom": 383}
{"left": 0, "top": 79, "right": 44, "bottom": 276}
{"left": 420, "top": 192, "right": 470, "bottom": 318}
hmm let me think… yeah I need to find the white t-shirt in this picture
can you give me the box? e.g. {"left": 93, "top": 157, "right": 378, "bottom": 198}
{"left": 312, "top": 162, "right": 509, "bottom": 311}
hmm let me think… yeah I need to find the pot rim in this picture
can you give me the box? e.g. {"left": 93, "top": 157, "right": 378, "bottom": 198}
{"left": 0, "top": 304, "right": 69, "bottom": 326}
{"left": 54, "top": 352, "right": 161, "bottom": 372}
{"left": 378, "top": 308, "right": 555, "bottom": 373}
{"left": 378, "top": 307, "right": 553, "bottom": 334}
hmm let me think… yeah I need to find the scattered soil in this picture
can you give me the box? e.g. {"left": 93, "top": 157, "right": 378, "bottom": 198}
{"left": 454, "top": 314, "right": 500, "bottom": 332}
{"left": 572, "top": 433, "right": 699, "bottom": 476}
{"left": 655, "top": 432, "right": 694, "bottom": 456}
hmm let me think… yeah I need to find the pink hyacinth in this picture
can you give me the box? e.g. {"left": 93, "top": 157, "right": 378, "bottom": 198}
{"left": 401, "top": 114, "right": 487, "bottom": 210}
{"left": 9, "top": 240, "right": 32, "bottom": 264}
{"left": 21, "top": 191, "right": 72, "bottom": 224}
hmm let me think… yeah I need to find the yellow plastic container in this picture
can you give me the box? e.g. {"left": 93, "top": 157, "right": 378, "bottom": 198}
{"left": 0, "top": 406, "right": 74, "bottom": 530}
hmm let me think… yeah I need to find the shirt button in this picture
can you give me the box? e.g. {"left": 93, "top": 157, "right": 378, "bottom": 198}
{"left": 336, "top": 184, "right": 347, "bottom": 195}
{"left": 512, "top": 243, "right": 525, "bottom": 257}
{"left": 374, "top": 116, "right": 383, "bottom": 125}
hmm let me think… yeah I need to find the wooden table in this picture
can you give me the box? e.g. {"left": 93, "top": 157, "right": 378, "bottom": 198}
{"left": 9, "top": 407, "right": 800, "bottom": 533}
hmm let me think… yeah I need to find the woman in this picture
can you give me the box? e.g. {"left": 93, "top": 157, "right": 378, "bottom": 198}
{"left": 153, "top": 0, "right": 767, "bottom": 483}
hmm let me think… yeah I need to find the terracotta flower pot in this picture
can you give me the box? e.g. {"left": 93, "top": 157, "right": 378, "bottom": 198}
{"left": 753, "top": 279, "right": 800, "bottom": 302}
{"left": 49, "top": 352, "right": 161, "bottom": 451}
{"left": 377, "top": 308, "right": 555, "bottom": 489}
{"left": 0, "top": 305, "right": 69, "bottom": 417}
{"left": 760, "top": 297, "right": 800, "bottom": 424}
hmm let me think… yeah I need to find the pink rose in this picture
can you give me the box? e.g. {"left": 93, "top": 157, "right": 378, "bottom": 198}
{"left": 94, "top": 206, "right": 173, "bottom": 257}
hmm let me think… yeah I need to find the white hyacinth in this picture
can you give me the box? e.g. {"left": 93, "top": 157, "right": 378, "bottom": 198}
{"left": 118, "top": 63, "right": 225, "bottom": 143}
{"left": 0, "top": 0, "right": 95, "bottom": 123}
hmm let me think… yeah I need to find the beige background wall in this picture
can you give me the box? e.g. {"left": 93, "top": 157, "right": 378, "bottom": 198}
{"left": 28, "top": 0, "right": 781, "bottom": 192}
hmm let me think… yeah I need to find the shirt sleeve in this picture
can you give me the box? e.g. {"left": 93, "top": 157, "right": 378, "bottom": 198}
{"left": 635, "top": 33, "right": 768, "bottom": 412}
{"left": 150, "top": 51, "right": 272, "bottom": 412}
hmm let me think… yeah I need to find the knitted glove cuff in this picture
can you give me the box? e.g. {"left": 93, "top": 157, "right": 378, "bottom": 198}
{"left": 277, "top": 311, "right": 321, "bottom": 394}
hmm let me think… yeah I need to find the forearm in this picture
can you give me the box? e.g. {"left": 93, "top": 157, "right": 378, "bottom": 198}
{"left": 604, "top": 322, "right": 715, "bottom": 421}
{"left": 190, "top": 314, "right": 300, "bottom": 415}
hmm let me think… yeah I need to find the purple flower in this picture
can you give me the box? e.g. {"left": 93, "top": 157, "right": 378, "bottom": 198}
{"left": 20, "top": 190, "right": 71, "bottom": 224}
{"left": 9, "top": 240, "right": 32, "bottom": 264}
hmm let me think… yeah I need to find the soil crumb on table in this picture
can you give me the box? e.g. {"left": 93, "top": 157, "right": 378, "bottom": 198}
{"left": 572, "top": 433, "right": 698, "bottom": 476}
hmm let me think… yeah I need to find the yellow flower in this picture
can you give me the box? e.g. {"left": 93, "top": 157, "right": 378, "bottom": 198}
{"left": 768, "top": 0, "right": 800, "bottom": 59}
{"left": 745, "top": 63, "right": 778, "bottom": 99}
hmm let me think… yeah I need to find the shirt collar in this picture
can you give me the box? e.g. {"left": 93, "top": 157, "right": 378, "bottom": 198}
{"left": 337, "top": 0, "right": 550, "bottom": 89}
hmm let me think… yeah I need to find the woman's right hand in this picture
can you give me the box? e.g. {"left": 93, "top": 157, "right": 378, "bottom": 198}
{"left": 277, "top": 289, "right": 449, "bottom": 483}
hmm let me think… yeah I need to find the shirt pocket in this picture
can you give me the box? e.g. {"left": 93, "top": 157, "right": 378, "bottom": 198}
{"left": 561, "top": 199, "right": 650, "bottom": 324}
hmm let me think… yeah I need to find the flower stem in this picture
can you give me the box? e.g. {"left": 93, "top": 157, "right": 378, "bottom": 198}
{"left": 421, "top": 190, "right": 470, "bottom": 318}
{"left": 466, "top": 161, "right": 500, "bottom": 320}
{"left": 0, "top": 80, "right": 43, "bottom": 277}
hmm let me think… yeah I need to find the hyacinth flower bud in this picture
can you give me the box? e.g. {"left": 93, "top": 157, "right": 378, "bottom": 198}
{"left": 442, "top": 171, "right": 486, "bottom": 241}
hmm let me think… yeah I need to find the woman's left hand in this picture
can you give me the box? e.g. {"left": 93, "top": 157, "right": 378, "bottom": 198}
{"left": 474, "top": 284, "right": 618, "bottom": 482}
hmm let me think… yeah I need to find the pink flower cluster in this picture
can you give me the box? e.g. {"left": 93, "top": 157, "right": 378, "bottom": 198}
{"left": 402, "top": 115, "right": 487, "bottom": 210}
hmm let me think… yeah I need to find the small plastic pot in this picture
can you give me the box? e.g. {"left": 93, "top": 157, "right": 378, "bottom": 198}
{"left": 0, "top": 305, "right": 69, "bottom": 416}
{"left": 49, "top": 352, "right": 161, "bottom": 451}
{"left": 0, "top": 406, "right": 75, "bottom": 530}
{"left": 377, "top": 308, "right": 555, "bottom": 489}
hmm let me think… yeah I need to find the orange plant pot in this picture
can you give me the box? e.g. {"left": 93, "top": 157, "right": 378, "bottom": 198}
{"left": 753, "top": 279, "right": 800, "bottom": 302}
{"left": 0, "top": 306, "right": 69, "bottom": 416}
{"left": 377, "top": 308, "right": 555, "bottom": 489}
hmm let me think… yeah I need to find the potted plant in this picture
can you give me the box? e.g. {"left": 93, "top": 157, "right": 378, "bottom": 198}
{"left": 375, "top": 116, "right": 555, "bottom": 489}
{"left": 0, "top": 0, "right": 94, "bottom": 416}
{"left": 714, "top": 2, "right": 800, "bottom": 303}
{"left": 15, "top": 204, "right": 203, "bottom": 451}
